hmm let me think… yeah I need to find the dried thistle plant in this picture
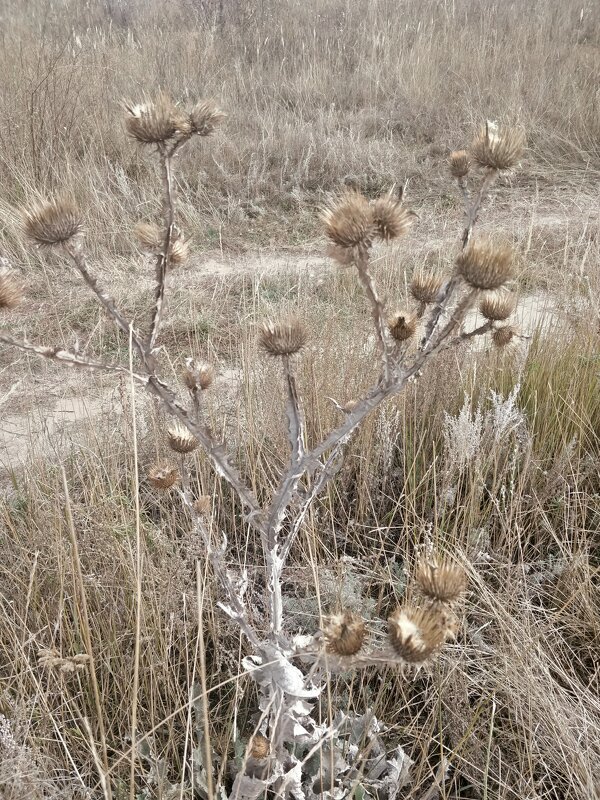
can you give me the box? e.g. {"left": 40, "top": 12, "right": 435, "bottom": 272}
{"left": 471, "top": 121, "right": 525, "bottom": 171}
{"left": 323, "top": 610, "right": 367, "bottom": 656}
{"left": 147, "top": 463, "right": 180, "bottom": 490}
{"left": 456, "top": 239, "right": 515, "bottom": 291}
{"left": 259, "top": 317, "right": 307, "bottom": 356}
{"left": 22, "top": 198, "right": 83, "bottom": 246}
{"left": 480, "top": 291, "right": 517, "bottom": 321}
{"left": 388, "top": 606, "right": 447, "bottom": 663}
{"left": 0, "top": 269, "right": 22, "bottom": 310}
{"left": 0, "top": 111, "right": 527, "bottom": 799}
{"left": 415, "top": 559, "right": 467, "bottom": 605}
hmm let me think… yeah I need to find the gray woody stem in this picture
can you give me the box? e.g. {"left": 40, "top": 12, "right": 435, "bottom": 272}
{"left": 148, "top": 145, "right": 176, "bottom": 354}
{"left": 355, "top": 254, "right": 394, "bottom": 385}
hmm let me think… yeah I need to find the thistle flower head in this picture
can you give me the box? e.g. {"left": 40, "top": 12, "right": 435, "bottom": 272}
{"left": 0, "top": 268, "right": 23, "bottom": 310}
{"left": 148, "top": 462, "right": 180, "bottom": 490}
{"left": 249, "top": 734, "right": 270, "bottom": 760}
{"left": 410, "top": 273, "right": 445, "bottom": 305}
{"left": 259, "top": 317, "right": 307, "bottom": 357}
{"left": 22, "top": 198, "right": 83, "bottom": 247}
{"left": 134, "top": 222, "right": 162, "bottom": 252}
{"left": 388, "top": 606, "right": 446, "bottom": 663}
{"left": 456, "top": 239, "right": 514, "bottom": 290}
{"left": 194, "top": 495, "right": 212, "bottom": 516}
{"left": 471, "top": 122, "right": 525, "bottom": 171}
{"left": 323, "top": 610, "right": 367, "bottom": 656}
{"left": 479, "top": 291, "right": 517, "bottom": 321}
{"left": 415, "top": 559, "right": 467, "bottom": 605}
{"left": 169, "top": 235, "right": 189, "bottom": 266}
{"left": 321, "top": 190, "right": 375, "bottom": 257}
{"left": 388, "top": 311, "right": 418, "bottom": 342}
{"left": 182, "top": 359, "right": 215, "bottom": 391}
{"left": 449, "top": 150, "right": 470, "bottom": 179}
{"left": 135, "top": 222, "right": 189, "bottom": 265}
{"left": 492, "top": 324, "right": 518, "bottom": 348}
{"left": 167, "top": 421, "right": 199, "bottom": 454}
{"left": 371, "top": 192, "right": 415, "bottom": 241}
{"left": 188, "top": 100, "right": 227, "bottom": 136}
{"left": 124, "top": 93, "right": 190, "bottom": 145}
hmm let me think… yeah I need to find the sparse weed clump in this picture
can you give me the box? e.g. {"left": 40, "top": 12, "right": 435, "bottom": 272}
{"left": 2, "top": 93, "right": 597, "bottom": 799}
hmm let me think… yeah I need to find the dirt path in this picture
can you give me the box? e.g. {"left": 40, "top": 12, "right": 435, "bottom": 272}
{"left": 0, "top": 190, "right": 596, "bottom": 475}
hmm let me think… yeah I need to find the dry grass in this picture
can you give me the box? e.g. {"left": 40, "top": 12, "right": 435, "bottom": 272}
{"left": 0, "top": 0, "right": 599, "bottom": 798}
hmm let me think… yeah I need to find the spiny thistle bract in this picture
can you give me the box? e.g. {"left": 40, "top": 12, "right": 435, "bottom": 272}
{"left": 388, "top": 311, "right": 418, "bottom": 342}
{"left": 456, "top": 239, "right": 514, "bottom": 291}
{"left": 22, "top": 198, "right": 83, "bottom": 247}
{"left": 470, "top": 122, "right": 525, "bottom": 171}
{"left": 188, "top": 100, "right": 227, "bottom": 136}
{"left": 167, "top": 422, "right": 199, "bottom": 454}
{"left": 479, "top": 291, "right": 517, "bottom": 321}
{"left": 323, "top": 610, "right": 367, "bottom": 656}
{"left": 371, "top": 192, "right": 415, "bottom": 241}
{"left": 492, "top": 324, "right": 518, "bottom": 348}
{"left": 388, "top": 606, "right": 447, "bottom": 663}
{"left": 415, "top": 560, "right": 467, "bottom": 605}
{"left": 449, "top": 150, "right": 470, "bottom": 179}
{"left": 321, "top": 190, "right": 375, "bottom": 260}
{"left": 0, "top": 269, "right": 22, "bottom": 310}
{"left": 124, "top": 92, "right": 190, "bottom": 145}
{"left": 259, "top": 317, "right": 307, "bottom": 357}
{"left": 148, "top": 462, "right": 180, "bottom": 490}
{"left": 410, "top": 273, "right": 445, "bottom": 305}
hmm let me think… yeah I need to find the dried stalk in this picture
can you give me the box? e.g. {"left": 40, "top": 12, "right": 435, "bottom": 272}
{"left": 148, "top": 144, "right": 176, "bottom": 354}
{"left": 282, "top": 353, "right": 304, "bottom": 466}
{"left": 355, "top": 255, "right": 394, "bottom": 384}
{"left": 462, "top": 168, "right": 498, "bottom": 247}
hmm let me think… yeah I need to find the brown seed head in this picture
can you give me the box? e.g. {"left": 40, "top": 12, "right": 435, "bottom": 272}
{"left": 415, "top": 559, "right": 467, "bottom": 605}
{"left": 388, "top": 311, "right": 418, "bottom": 342}
{"left": 188, "top": 100, "right": 227, "bottom": 136}
{"left": 323, "top": 610, "right": 367, "bottom": 656}
{"left": 0, "top": 269, "right": 23, "bottom": 310}
{"left": 134, "top": 222, "right": 162, "bottom": 253}
{"left": 259, "top": 317, "right": 307, "bottom": 357}
{"left": 23, "top": 198, "right": 83, "bottom": 247}
{"left": 124, "top": 93, "right": 190, "bottom": 144}
{"left": 169, "top": 236, "right": 189, "bottom": 266}
{"left": 492, "top": 325, "right": 518, "bottom": 348}
{"left": 410, "top": 273, "right": 445, "bottom": 305}
{"left": 167, "top": 422, "right": 199, "bottom": 454}
{"left": 148, "top": 462, "right": 180, "bottom": 490}
{"left": 449, "top": 150, "right": 470, "bottom": 179}
{"left": 388, "top": 606, "right": 446, "bottom": 663}
{"left": 456, "top": 239, "right": 514, "bottom": 290}
{"left": 182, "top": 359, "right": 215, "bottom": 391}
{"left": 471, "top": 123, "right": 525, "bottom": 171}
{"left": 321, "top": 190, "right": 375, "bottom": 253}
{"left": 249, "top": 734, "right": 270, "bottom": 760}
{"left": 479, "top": 291, "right": 517, "bottom": 322}
{"left": 194, "top": 495, "right": 212, "bottom": 516}
{"left": 371, "top": 193, "right": 415, "bottom": 241}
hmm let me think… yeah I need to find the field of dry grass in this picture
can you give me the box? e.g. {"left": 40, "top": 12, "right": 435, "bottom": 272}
{"left": 0, "top": 1, "right": 599, "bottom": 799}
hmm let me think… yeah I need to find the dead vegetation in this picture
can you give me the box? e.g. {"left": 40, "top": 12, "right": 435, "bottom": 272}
{"left": 0, "top": 1, "right": 599, "bottom": 799}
